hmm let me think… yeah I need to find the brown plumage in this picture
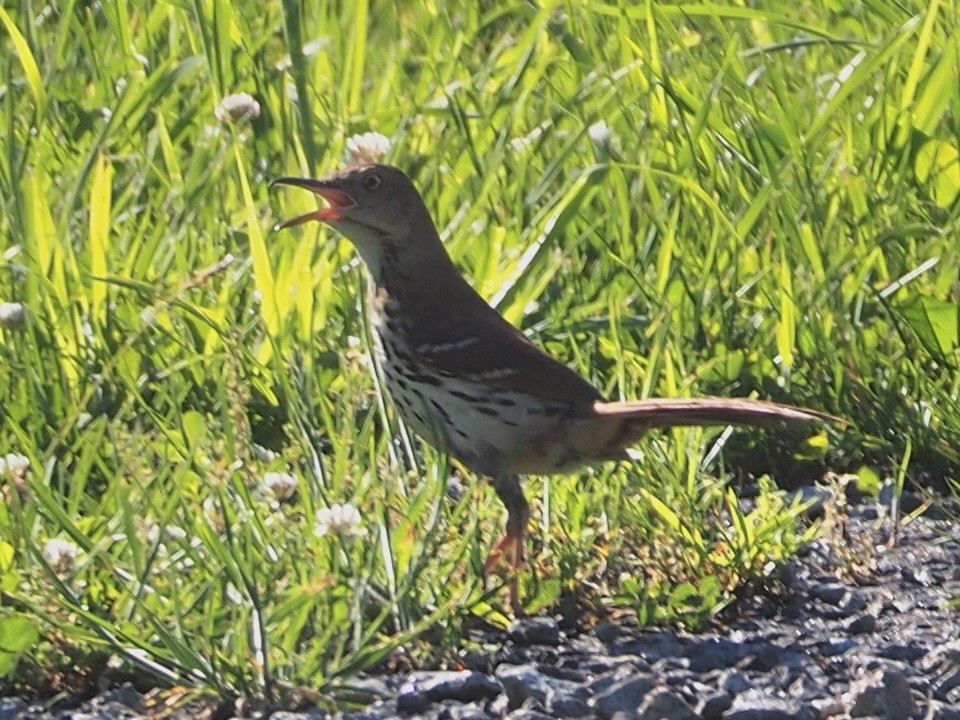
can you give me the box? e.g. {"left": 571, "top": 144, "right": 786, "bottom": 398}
{"left": 272, "top": 164, "right": 839, "bottom": 614}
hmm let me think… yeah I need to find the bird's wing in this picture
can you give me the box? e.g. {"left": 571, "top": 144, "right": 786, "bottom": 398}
{"left": 401, "top": 287, "right": 604, "bottom": 407}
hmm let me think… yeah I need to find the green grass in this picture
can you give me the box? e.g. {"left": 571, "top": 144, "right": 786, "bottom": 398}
{"left": 1, "top": 0, "right": 959, "bottom": 706}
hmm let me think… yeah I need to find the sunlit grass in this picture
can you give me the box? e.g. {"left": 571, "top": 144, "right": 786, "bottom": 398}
{"left": 1, "top": 0, "right": 958, "bottom": 705}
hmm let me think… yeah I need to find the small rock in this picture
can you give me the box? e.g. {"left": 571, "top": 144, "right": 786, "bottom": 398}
{"left": 94, "top": 684, "right": 145, "bottom": 712}
{"left": 933, "top": 668, "right": 960, "bottom": 701}
{"left": 810, "top": 697, "right": 845, "bottom": 718}
{"left": 595, "top": 622, "right": 626, "bottom": 644}
{"left": 542, "top": 664, "right": 587, "bottom": 683}
{"left": 820, "top": 637, "right": 857, "bottom": 656}
{"left": 0, "top": 698, "right": 27, "bottom": 720}
{"left": 585, "top": 667, "right": 636, "bottom": 697}
{"left": 438, "top": 702, "right": 491, "bottom": 720}
{"left": 877, "top": 643, "right": 928, "bottom": 662}
{"left": 509, "top": 617, "right": 561, "bottom": 646}
{"left": 544, "top": 691, "right": 592, "bottom": 718}
{"left": 841, "top": 591, "right": 871, "bottom": 614}
{"left": 338, "top": 708, "right": 385, "bottom": 720}
{"left": 396, "top": 685, "right": 433, "bottom": 714}
{"left": 343, "top": 676, "right": 391, "bottom": 699}
{"left": 413, "top": 670, "right": 502, "bottom": 703}
{"left": 924, "top": 639, "right": 960, "bottom": 668}
{"left": 506, "top": 710, "right": 553, "bottom": 720}
{"left": 846, "top": 613, "right": 877, "bottom": 635}
{"left": 698, "top": 691, "right": 734, "bottom": 720}
{"left": 810, "top": 582, "right": 848, "bottom": 605}
{"left": 495, "top": 664, "right": 549, "bottom": 709}
{"left": 847, "top": 668, "right": 918, "bottom": 719}
{"left": 720, "top": 669, "right": 753, "bottom": 695}
{"left": 579, "top": 654, "right": 647, "bottom": 675}
{"left": 70, "top": 704, "right": 149, "bottom": 720}
{"left": 488, "top": 692, "right": 510, "bottom": 717}
{"left": 637, "top": 688, "right": 699, "bottom": 720}
{"left": 337, "top": 709, "right": 382, "bottom": 720}
{"left": 725, "top": 689, "right": 816, "bottom": 720}
{"left": 592, "top": 674, "right": 657, "bottom": 719}
{"left": 902, "top": 566, "right": 934, "bottom": 586}
{"left": 930, "top": 700, "right": 960, "bottom": 720}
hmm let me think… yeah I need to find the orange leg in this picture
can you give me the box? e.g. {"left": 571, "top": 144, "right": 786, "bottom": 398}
{"left": 486, "top": 475, "right": 529, "bottom": 616}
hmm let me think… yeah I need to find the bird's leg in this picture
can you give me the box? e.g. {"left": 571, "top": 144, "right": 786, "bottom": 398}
{"left": 485, "top": 474, "right": 530, "bottom": 616}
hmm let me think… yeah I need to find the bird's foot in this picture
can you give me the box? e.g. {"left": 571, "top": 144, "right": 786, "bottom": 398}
{"left": 483, "top": 532, "right": 526, "bottom": 616}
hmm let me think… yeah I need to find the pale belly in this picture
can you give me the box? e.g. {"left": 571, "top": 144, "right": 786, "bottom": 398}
{"left": 372, "top": 338, "right": 577, "bottom": 476}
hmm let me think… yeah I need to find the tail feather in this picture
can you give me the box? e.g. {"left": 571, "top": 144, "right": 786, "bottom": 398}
{"left": 593, "top": 397, "right": 837, "bottom": 428}
{"left": 572, "top": 397, "right": 840, "bottom": 465}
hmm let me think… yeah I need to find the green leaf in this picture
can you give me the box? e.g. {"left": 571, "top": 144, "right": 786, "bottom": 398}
{"left": 915, "top": 140, "right": 960, "bottom": 209}
{"left": 896, "top": 295, "right": 960, "bottom": 359}
{"left": 0, "top": 7, "right": 47, "bottom": 115}
{"left": 0, "top": 614, "right": 41, "bottom": 678}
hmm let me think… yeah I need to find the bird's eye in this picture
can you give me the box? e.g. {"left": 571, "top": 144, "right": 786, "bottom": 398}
{"left": 364, "top": 175, "right": 381, "bottom": 190}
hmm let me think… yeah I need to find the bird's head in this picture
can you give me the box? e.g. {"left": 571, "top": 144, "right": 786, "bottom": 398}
{"left": 271, "top": 164, "right": 437, "bottom": 274}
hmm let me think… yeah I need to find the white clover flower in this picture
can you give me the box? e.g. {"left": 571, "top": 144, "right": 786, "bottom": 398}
{"left": 511, "top": 125, "right": 545, "bottom": 153}
{"left": 253, "top": 444, "right": 277, "bottom": 463}
{"left": 263, "top": 471, "right": 298, "bottom": 502}
{"left": 203, "top": 497, "right": 225, "bottom": 533}
{"left": 0, "top": 302, "right": 25, "bottom": 329}
{"left": 146, "top": 523, "right": 188, "bottom": 547}
{"left": 587, "top": 120, "right": 621, "bottom": 158}
{"left": 3, "top": 245, "right": 22, "bottom": 261}
{"left": 0, "top": 453, "right": 30, "bottom": 477}
{"left": 345, "top": 132, "right": 391, "bottom": 164}
{"left": 43, "top": 538, "right": 80, "bottom": 574}
{"left": 225, "top": 582, "right": 244, "bottom": 605}
{"left": 315, "top": 503, "right": 367, "bottom": 539}
{"left": 215, "top": 92, "right": 261, "bottom": 124}
{"left": 587, "top": 120, "right": 612, "bottom": 146}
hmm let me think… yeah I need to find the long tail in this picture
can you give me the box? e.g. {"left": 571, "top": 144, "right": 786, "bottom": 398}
{"left": 572, "top": 397, "right": 840, "bottom": 464}
{"left": 594, "top": 397, "right": 837, "bottom": 428}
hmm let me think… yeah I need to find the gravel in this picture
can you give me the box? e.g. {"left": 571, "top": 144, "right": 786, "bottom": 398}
{"left": 4, "top": 498, "right": 959, "bottom": 719}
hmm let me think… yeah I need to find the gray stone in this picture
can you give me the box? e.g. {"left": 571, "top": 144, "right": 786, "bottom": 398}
{"left": 505, "top": 710, "right": 553, "bottom": 720}
{"left": 810, "top": 582, "right": 848, "bottom": 605}
{"left": 508, "top": 617, "right": 561, "bottom": 647}
{"left": 933, "top": 668, "right": 960, "bottom": 702}
{"left": 495, "top": 664, "right": 549, "bottom": 710}
{"left": 930, "top": 700, "right": 960, "bottom": 720}
{"left": 544, "top": 690, "right": 592, "bottom": 718}
{"left": 592, "top": 674, "right": 658, "bottom": 719}
{"left": 877, "top": 643, "right": 927, "bottom": 662}
{"left": 92, "top": 684, "right": 145, "bottom": 713}
{"left": 725, "top": 689, "right": 816, "bottom": 720}
{"left": 336, "top": 710, "right": 383, "bottom": 720}
{"left": 396, "top": 685, "right": 433, "bottom": 714}
{"left": 0, "top": 698, "right": 27, "bottom": 720}
{"left": 697, "top": 691, "right": 733, "bottom": 720}
{"left": 846, "top": 613, "right": 877, "bottom": 635}
{"left": 810, "top": 697, "right": 845, "bottom": 718}
{"left": 720, "top": 670, "right": 753, "bottom": 695}
{"left": 847, "top": 668, "right": 918, "bottom": 719}
{"left": 413, "top": 670, "right": 502, "bottom": 703}
{"left": 637, "top": 688, "right": 699, "bottom": 720}
{"left": 68, "top": 705, "right": 147, "bottom": 720}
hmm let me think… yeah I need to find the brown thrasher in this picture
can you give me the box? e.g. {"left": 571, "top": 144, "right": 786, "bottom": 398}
{"left": 272, "top": 164, "right": 836, "bottom": 614}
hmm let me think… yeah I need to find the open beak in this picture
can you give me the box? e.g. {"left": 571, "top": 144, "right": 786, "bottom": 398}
{"left": 270, "top": 177, "right": 357, "bottom": 230}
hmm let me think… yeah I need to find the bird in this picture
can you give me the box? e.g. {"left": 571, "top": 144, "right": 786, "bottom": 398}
{"left": 271, "top": 163, "right": 838, "bottom": 615}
